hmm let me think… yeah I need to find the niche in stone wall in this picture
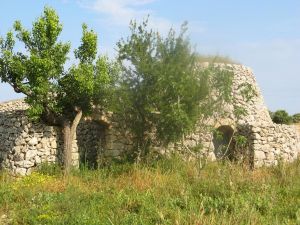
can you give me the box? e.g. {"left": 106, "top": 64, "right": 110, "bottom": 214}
{"left": 77, "top": 120, "right": 108, "bottom": 168}
{"left": 213, "top": 125, "right": 235, "bottom": 160}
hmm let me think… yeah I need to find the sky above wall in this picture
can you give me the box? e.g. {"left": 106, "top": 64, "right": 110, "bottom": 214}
{"left": 0, "top": 0, "right": 299, "bottom": 114}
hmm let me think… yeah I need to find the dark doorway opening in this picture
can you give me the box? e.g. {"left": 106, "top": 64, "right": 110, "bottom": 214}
{"left": 213, "top": 125, "right": 235, "bottom": 160}
{"left": 77, "top": 120, "right": 108, "bottom": 169}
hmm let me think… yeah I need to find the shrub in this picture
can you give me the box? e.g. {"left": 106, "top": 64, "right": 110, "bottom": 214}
{"left": 272, "top": 110, "right": 292, "bottom": 125}
{"left": 292, "top": 113, "right": 300, "bottom": 123}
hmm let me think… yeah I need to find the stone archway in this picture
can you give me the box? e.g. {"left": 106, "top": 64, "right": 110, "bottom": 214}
{"left": 213, "top": 125, "right": 235, "bottom": 160}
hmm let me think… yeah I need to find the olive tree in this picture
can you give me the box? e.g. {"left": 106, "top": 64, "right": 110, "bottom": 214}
{"left": 115, "top": 20, "right": 233, "bottom": 158}
{"left": 0, "top": 7, "right": 117, "bottom": 174}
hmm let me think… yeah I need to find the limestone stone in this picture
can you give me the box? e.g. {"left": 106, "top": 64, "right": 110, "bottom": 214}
{"left": 26, "top": 168, "right": 33, "bottom": 175}
{"left": 28, "top": 137, "right": 38, "bottom": 146}
{"left": 252, "top": 127, "right": 261, "bottom": 133}
{"left": 13, "top": 146, "right": 21, "bottom": 153}
{"left": 51, "top": 141, "right": 57, "bottom": 149}
{"left": 35, "top": 155, "right": 41, "bottom": 164}
{"left": 15, "top": 168, "right": 27, "bottom": 176}
{"left": 26, "top": 150, "right": 38, "bottom": 160}
{"left": 266, "top": 152, "right": 275, "bottom": 160}
{"left": 252, "top": 133, "right": 261, "bottom": 140}
{"left": 15, "top": 160, "right": 34, "bottom": 168}
{"left": 72, "top": 153, "right": 80, "bottom": 160}
{"left": 254, "top": 150, "right": 266, "bottom": 160}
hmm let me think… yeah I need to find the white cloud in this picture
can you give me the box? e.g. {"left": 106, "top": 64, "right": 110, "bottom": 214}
{"left": 79, "top": 0, "right": 155, "bottom": 26}
{"left": 77, "top": 0, "right": 205, "bottom": 59}
{"left": 78, "top": 0, "right": 204, "bottom": 35}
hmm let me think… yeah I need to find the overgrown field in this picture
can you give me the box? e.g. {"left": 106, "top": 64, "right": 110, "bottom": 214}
{"left": 0, "top": 156, "right": 300, "bottom": 225}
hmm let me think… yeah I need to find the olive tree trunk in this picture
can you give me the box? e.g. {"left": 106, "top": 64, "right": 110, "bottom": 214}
{"left": 63, "top": 109, "right": 82, "bottom": 175}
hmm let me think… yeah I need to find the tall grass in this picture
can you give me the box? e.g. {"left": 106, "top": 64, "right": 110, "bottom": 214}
{"left": 0, "top": 156, "right": 299, "bottom": 224}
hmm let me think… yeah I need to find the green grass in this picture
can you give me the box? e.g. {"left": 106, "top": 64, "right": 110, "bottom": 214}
{"left": 0, "top": 156, "right": 300, "bottom": 224}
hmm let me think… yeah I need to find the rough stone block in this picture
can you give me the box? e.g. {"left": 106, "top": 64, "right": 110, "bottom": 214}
{"left": 26, "top": 150, "right": 38, "bottom": 160}
{"left": 254, "top": 150, "right": 266, "bottom": 160}
{"left": 28, "top": 137, "right": 38, "bottom": 146}
{"left": 15, "top": 168, "right": 27, "bottom": 176}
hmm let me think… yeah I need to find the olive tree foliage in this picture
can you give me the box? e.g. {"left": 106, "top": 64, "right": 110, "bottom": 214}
{"left": 115, "top": 19, "right": 234, "bottom": 158}
{"left": 0, "top": 7, "right": 118, "bottom": 173}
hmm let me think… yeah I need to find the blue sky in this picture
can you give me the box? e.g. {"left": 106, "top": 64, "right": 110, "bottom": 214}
{"left": 0, "top": 0, "right": 299, "bottom": 114}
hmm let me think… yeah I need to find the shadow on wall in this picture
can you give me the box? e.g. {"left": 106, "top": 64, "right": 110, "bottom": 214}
{"left": 77, "top": 120, "right": 108, "bottom": 169}
{"left": 212, "top": 124, "right": 255, "bottom": 168}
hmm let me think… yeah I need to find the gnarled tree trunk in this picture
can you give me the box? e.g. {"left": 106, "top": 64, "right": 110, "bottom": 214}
{"left": 63, "top": 109, "right": 82, "bottom": 175}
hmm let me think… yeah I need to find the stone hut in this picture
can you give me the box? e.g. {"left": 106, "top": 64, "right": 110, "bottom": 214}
{"left": 177, "top": 64, "right": 300, "bottom": 167}
{"left": 0, "top": 64, "right": 299, "bottom": 175}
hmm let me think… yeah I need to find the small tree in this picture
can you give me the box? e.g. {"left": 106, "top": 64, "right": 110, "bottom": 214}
{"left": 0, "top": 7, "right": 117, "bottom": 174}
{"left": 115, "top": 19, "right": 233, "bottom": 158}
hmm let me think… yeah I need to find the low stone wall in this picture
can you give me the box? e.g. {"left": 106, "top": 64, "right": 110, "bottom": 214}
{"left": 0, "top": 100, "right": 130, "bottom": 175}
{"left": 0, "top": 100, "right": 61, "bottom": 175}
{"left": 0, "top": 100, "right": 78, "bottom": 175}
{"left": 251, "top": 123, "right": 300, "bottom": 167}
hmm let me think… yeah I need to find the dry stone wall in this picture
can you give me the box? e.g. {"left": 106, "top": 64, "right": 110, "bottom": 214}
{"left": 0, "top": 100, "right": 129, "bottom": 175}
{"left": 0, "top": 100, "right": 94, "bottom": 175}
{"left": 0, "top": 100, "right": 64, "bottom": 175}
{"left": 251, "top": 124, "right": 300, "bottom": 167}
{"left": 0, "top": 64, "right": 299, "bottom": 175}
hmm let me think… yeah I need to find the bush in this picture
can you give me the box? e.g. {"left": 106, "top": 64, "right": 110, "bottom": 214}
{"left": 292, "top": 113, "right": 300, "bottom": 123}
{"left": 271, "top": 110, "right": 293, "bottom": 125}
